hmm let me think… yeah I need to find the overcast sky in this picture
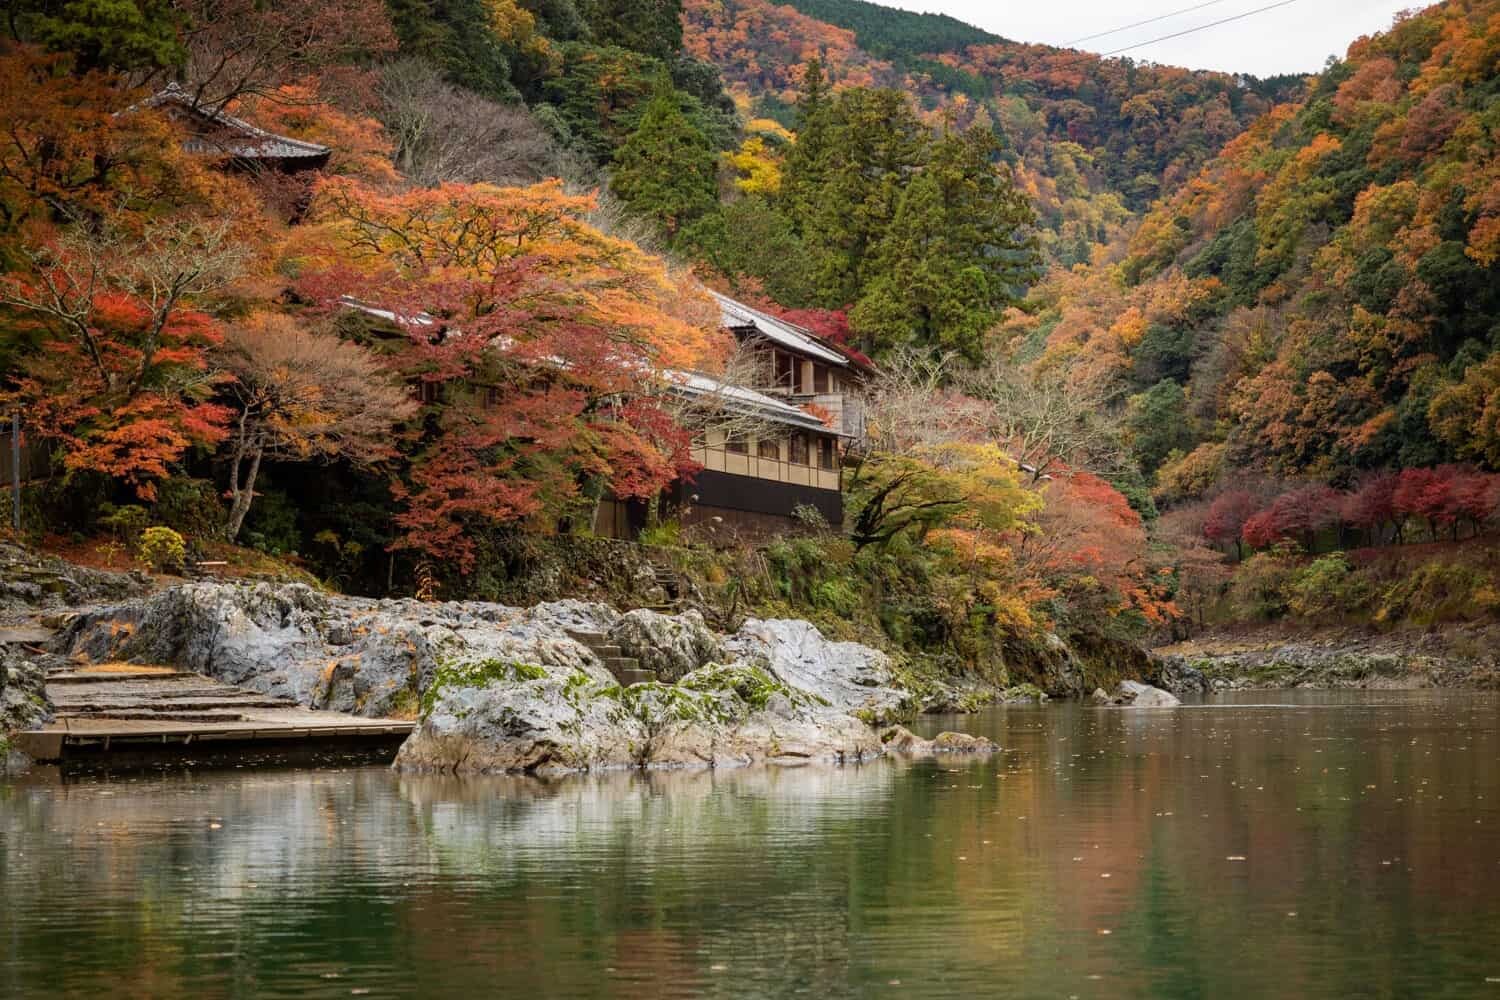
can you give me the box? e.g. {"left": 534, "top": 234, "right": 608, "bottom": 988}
{"left": 884, "top": 0, "right": 1424, "bottom": 77}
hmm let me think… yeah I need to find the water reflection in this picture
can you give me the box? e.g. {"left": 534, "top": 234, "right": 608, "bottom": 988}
{"left": 2, "top": 691, "right": 1498, "bottom": 998}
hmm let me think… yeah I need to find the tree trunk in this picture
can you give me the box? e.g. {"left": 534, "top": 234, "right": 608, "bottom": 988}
{"left": 225, "top": 441, "right": 263, "bottom": 541}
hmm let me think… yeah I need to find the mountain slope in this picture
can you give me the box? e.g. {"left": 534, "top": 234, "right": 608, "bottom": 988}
{"left": 683, "top": 0, "right": 1300, "bottom": 262}
{"left": 1004, "top": 0, "right": 1500, "bottom": 490}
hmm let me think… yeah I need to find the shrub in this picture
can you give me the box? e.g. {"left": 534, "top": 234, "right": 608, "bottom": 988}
{"left": 1375, "top": 560, "right": 1500, "bottom": 625}
{"left": 137, "top": 527, "right": 187, "bottom": 574}
{"left": 1287, "top": 553, "right": 1371, "bottom": 620}
{"left": 151, "top": 477, "right": 224, "bottom": 538}
{"left": 1228, "top": 544, "right": 1300, "bottom": 620}
{"left": 98, "top": 504, "right": 150, "bottom": 544}
{"left": 638, "top": 520, "right": 682, "bottom": 548}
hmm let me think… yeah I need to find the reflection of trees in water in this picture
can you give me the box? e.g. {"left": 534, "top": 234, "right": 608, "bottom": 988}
{"left": 4, "top": 694, "right": 1499, "bottom": 997}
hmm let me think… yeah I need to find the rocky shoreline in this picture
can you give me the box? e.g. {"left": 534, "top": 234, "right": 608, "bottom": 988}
{"left": 1151, "top": 624, "right": 1500, "bottom": 692}
{"left": 0, "top": 544, "right": 1021, "bottom": 774}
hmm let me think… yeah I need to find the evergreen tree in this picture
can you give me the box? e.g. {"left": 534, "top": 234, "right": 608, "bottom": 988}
{"left": 800, "top": 87, "right": 925, "bottom": 307}
{"left": 610, "top": 77, "right": 718, "bottom": 240}
{"left": 15, "top": 0, "right": 184, "bottom": 71}
{"left": 850, "top": 126, "right": 1037, "bottom": 361}
{"left": 580, "top": 0, "right": 682, "bottom": 60}
{"left": 778, "top": 58, "right": 831, "bottom": 225}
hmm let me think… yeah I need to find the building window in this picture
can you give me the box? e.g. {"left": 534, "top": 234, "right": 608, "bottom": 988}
{"left": 725, "top": 435, "right": 748, "bottom": 455}
{"left": 818, "top": 436, "right": 837, "bottom": 470}
{"left": 789, "top": 433, "right": 809, "bottom": 466}
{"left": 813, "top": 366, "right": 830, "bottom": 394}
{"left": 775, "top": 352, "right": 795, "bottom": 391}
{"left": 757, "top": 438, "right": 781, "bottom": 461}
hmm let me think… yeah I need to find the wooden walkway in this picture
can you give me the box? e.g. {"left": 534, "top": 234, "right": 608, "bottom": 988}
{"left": 12, "top": 665, "right": 414, "bottom": 763}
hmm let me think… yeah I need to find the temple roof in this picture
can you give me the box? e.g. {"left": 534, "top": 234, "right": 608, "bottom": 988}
{"left": 143, "top": 83, "right": 331, "bottom": 165}
{"left": 709, "top": 291, "right": 853, "bottom": 368}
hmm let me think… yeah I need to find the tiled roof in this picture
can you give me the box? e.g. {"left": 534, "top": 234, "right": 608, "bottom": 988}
{"left": 143, "top": 83, "right": 331, "bottom": 161}
{"left": 708, "top": 291, "right": 851, "bottom": 367}
{"left": 670, "top": 371, "right": 841, "bottom": 435}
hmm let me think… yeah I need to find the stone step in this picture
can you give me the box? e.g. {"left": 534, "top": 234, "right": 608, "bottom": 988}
{"left": 47, "top": 670, "right": 199, "bottom": 685}
{"left": 563, "top": 628, "right": 607, "bottom": 645}
{"left": 590, "top": 643, "right": 622, "bottom": 657}
{"left": 600, "top": 656, "right": 640, "bottom": 672}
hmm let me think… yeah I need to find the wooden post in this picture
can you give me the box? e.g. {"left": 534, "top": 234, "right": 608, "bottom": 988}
{"left": 10, "top": 411, "right": 19, "bottom": 533}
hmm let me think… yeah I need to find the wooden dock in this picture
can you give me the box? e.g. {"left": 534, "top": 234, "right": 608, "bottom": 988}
{"left": 12, "top": 665, "right": 414, "bottom": 764}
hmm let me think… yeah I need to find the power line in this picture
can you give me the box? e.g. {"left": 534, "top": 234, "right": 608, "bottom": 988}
{"left": 1097, "top": 0, "right": 1303, "bottom": 57}
{"left": 1068, "top": 0, "right": 1235, "bottom": 46}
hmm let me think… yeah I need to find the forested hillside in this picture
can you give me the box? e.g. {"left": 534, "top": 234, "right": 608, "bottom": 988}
{"left": 684, "top": 0, "right": 1300, "bottom": 261}
{"left": 997, "top": 0, "right": 1500, "bottom": 629}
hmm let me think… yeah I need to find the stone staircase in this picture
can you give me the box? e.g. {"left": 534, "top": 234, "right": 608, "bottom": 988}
{"left": 46, "top": 667, "right": 301, "bottom": 724}
{"left": 644, "top": 559, "right": 690, "bottom": 613}
{"left": 564, "top": 629, "right": 656, "bottom": 686}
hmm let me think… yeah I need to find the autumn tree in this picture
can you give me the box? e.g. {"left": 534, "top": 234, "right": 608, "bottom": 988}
{"left": 0, "top": 218, "right": 246, "bottom": 496}
{"left": 169, "top": 0, "right": 398, "bottom": 110}
{"left": 301, "top": 178, "right": 724, "bottom": 574}
{"left": 217, "top": 312, "right": 417, "bottom": 540}
{"left": 844, "top": 442, "right": 1036, "bottom": 550}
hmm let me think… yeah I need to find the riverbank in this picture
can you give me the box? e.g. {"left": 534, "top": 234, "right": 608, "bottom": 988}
{"left": 0, "top": 546, "right": 1020, "bottom": 774}
{"left": 1154, "top": 623, "right": 1500, "bottom": 691}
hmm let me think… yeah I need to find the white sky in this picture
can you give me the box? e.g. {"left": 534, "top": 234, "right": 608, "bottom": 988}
{"left": 883, "top": 0, "right": 1425, "bottom": 76}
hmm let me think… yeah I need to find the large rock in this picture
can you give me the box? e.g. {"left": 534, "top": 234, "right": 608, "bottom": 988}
{"left": 879, "top": 725, "right": 1001, "bottom": 755}
{"left": 607, "top": 608, "right": 721, "bottom": 683}
{"left": 50, "top": 581, "right": 914, "bottom": 774}
{"left": 723, "top": 618, "right": 911, "bottom": 722}
{"left": 399, "top": 661, "right": 883, "bottom": 774}
{"left": 1109, "top": 679, "right": 1181, "bottom": 707}
{"left": 1, "top": 645, "right": 56, "bottom": 733}
{"left": 0, "top": 543, "right": 144, "bottom": 623}
{"left": 1147, "top": 654, "right": 1209, "bottom": 695}
{"left": 60, "top": 581, "right": 612, "bottom": 719}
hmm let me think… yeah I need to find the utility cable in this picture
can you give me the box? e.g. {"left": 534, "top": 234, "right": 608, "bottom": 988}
{"left": 1096, "top": 0, "right": 1303, "bottom": 57}
{"left": 1068, "top": 0, "right": 1235, "bottom": 45}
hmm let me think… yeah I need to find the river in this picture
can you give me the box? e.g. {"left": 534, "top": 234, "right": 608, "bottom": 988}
{"left": 3, "top": 690, "right": 1498, "bottom": 998}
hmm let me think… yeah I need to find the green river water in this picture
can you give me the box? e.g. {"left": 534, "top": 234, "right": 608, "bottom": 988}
{"left": 2, "top": 689, "right": 1498, "bottom": 998}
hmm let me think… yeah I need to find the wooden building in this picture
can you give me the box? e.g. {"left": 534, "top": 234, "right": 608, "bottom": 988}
{"left": 710, "top": 291, "right": 873, "bottom": 442}
{"left": 140, "top": 83, "right": 331, "bottom": 172}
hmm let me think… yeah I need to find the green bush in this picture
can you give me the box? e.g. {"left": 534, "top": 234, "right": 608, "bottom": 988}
{"left": 98, "top": 503, "right": 150, "bottom": 544}
{"left": 1228, "top": 544, "right": 1300, "bottom": 620}
{"left": 137, "top": 526, "right": 186, "bottom": 574}
{"left": 1375, "top": 560, "right": 1500, "bottom": 626}
{"left": 151, "top": 477, "right": 223, "bottom": 538}
{"left": 1287, "top": 553, "right": 1371, "bottom": 620}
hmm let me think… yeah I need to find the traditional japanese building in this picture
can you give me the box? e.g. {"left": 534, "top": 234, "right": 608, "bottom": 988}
{"left": 709, "top": 291, "right": 873, "bottom": 441}
{"left": 141, "top": 82, "right": 331, "bottom": 172}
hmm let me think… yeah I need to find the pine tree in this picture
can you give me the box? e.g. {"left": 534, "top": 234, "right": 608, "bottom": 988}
{"left": 609, "top": 78, "right": 718, "bottom": 240}
{"left": 17, "top": 0, "right": 184, "bottom": 71}
{"left": 800, "top": 87, "right": 925, "bottom": 308}
{"left": 778, "top": 58, "right": 831, "bottom": 228}
{"left": 850, "top": 126, "right": 1037, "bottom": 361}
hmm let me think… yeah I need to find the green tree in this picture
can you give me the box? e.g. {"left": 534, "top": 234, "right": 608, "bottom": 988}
{"left": 800, "top": 87, "right": 925, "bottom": 307}
{"left": 1126, "top": 379, "right": 1195, "bottom": 475}
{"left": 610, "top": 77, "right": 717, "bottom": 240}
{"left": 14, "top": 0, "right": 184, "bottom": 71}
{"left": 580, "top": 0, "right": 681, "bottom": 60}
{"left": 778, "top": 58, "right": 831, "bottom": 224}
{"left": 849, "top": 126, "right": 1036, "bottom": 360}
{"left": 680, "top": 196, "right": 812, "bottom": 305}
